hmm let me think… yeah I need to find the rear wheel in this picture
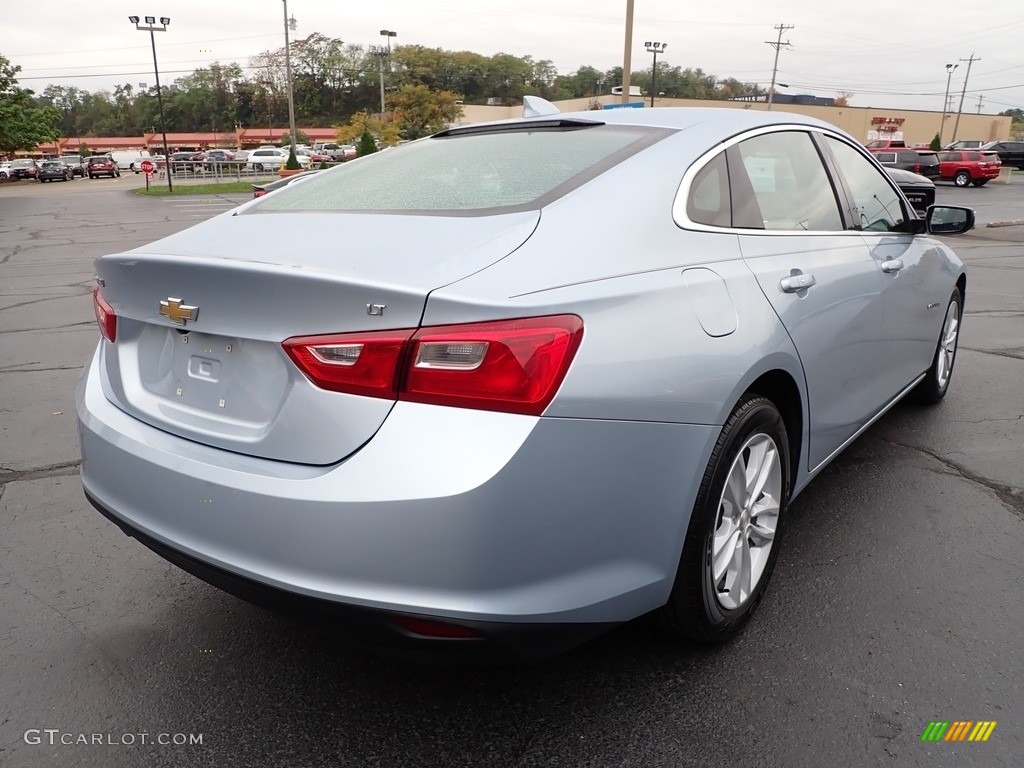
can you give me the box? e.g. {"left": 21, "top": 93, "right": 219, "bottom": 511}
{"left": 914, "top": 287, "right": 962, "bottom": 404}
{"left": 656, "top": 395, "right": 790, "bottom": 643}
{"left": 954, "top": 170, "right": 971, "bottom": 187}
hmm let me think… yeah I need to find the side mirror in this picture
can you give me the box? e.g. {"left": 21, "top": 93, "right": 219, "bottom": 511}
{"left": 926, "top": 205, "right": 975, "bottom": 235}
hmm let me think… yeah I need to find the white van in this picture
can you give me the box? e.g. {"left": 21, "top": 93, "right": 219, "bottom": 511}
{"left": 107, "top": 150, "right": 152, "bottom": 173}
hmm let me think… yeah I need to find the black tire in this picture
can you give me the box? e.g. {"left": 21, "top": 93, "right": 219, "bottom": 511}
{"left": 89, "top": 174, "right": 95, "bottom": 179}
{"left": 656, "top": 395, "right": 791, "bottom": 643}
{"left": 954, "top": 170, "right": 971, "bottom": 187}
{"left": 253, "top": 163, "right": 264, "bottom": 172}
{"left": 914, "top": 287, "right": 962, "bottom": 405}
{"left": 972, "top": 179, "right": 988, "bottom": 187}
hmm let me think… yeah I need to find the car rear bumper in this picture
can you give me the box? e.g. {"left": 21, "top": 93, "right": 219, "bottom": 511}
{"left": 76, "top": 346, "right": 716, "bottom": 655}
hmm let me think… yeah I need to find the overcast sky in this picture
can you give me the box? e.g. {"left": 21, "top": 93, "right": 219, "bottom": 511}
{"left": 6, "top": 1, "right": 1024, "bottom": 114}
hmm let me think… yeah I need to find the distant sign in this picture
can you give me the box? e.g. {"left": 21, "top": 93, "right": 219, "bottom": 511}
{"left": 603, "top": 102, "right": 646, "bottom": 110}
{"left": 140, "top": 159, "right": 154, "bottom": 174}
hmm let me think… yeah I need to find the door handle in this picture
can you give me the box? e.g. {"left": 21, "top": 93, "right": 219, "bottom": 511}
{"left": 881, "top": 258, "right": 904, "bottom": 273}
{"left": 780, "top": 273, "right": 817, "bottom": 293}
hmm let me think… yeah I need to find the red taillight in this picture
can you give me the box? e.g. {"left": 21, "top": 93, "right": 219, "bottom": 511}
{"left": 282, "top": 329, "right": 414, "bottom": 398}
{"left": 913, "top": 163, "right": 921, "bottom": 173}
{"left": 403, "top": 316, "right": 584, "bottom": 415}
{"left": 282, "top": 315, "right": 583, "bottom": 416}
{"left": 393, "top": 616, "right": 481, "bottom": 639}
{"left": 92, "top": 286, "right": 116, "bottom": 342}
{"left": 253, "top": 188, "right": 267, "bottom": 198}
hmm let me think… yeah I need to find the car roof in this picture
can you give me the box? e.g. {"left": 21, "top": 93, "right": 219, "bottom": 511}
{"left": 468, "top": 106, "right": 840, "bottom": 136}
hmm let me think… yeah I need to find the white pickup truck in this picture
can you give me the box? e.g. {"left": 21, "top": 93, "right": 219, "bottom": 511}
{"left": 313, "top": 143, "right": 357, "bottom": 161}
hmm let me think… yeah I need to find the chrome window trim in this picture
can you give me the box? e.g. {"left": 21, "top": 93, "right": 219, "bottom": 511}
{"left": 671, "top": 123, "right": 908, "bottom": 238}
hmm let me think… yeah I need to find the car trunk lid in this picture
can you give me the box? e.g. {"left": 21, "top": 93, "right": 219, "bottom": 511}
{"left": 95, "top": 211, "right": 539, "bottom": 464}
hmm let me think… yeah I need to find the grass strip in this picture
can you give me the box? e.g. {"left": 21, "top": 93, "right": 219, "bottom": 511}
{"left": 134, "top": 181, "right": 255, "bottom": 196}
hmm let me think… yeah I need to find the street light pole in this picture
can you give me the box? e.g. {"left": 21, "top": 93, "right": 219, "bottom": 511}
{"left": 379, "top": 29, "right": 397, "bottom": 114}
{"left": 645, "top": 42, "right": 666, "bottom": 108}
{"left": 129, "top": 15, "right": 172, "bottom": 192}
{"left": 282, "top": 0, "right": 297, "bottom": 153}
{"left": 939, "top": 63, "right": 958, "bottom": 146}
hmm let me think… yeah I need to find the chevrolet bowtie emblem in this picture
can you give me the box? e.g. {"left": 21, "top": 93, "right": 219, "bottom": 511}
{"left": 159, "top": 297, "right": 199, "bottom": 325}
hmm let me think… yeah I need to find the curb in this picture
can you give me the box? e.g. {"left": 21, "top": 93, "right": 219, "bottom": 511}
{"left": 986, "top": 219, "right": 1024, "bottom": 228}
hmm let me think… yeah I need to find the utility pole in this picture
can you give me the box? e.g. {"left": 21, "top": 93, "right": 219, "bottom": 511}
{"left": 621, "top": 0, "right": 635, "bottom": 104}
{"left": 951, "top": 53, "right": 980, "bottom": 141}
{"left": 765, "top": 24, "right": 794, "bottom": 110}
{"left": 976, "top": 94, "right": 985, "bottom": 113}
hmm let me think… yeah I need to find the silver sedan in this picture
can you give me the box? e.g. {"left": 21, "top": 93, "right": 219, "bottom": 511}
{"left": 77, "top": 102, "right": 972, "bottom": 661}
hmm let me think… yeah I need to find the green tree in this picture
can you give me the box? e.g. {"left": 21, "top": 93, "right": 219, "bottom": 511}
{"left": 388, "top": 84, "right": 463, "bottom": 139}
{"left": 0, "top": 53, "right": 61, "bottom": 155}
{"left": 929, "top": 133, "right": 942, "bottom": 151}
{"left": 357, "top": 130, "right": 377, "bottom": 156}
{"left": 284, "top": 144, "right": 301, "bottom": 170}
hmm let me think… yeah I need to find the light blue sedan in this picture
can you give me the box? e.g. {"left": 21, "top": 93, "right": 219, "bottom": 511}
{"left": 78, "top": 100, "right": 972, "bottom": 661}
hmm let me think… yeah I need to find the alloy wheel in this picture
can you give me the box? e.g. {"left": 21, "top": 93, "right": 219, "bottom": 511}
{"left": 935, "top": 299, "right": 959, "bottom": 389}
{"left": 710, "top": 432, "right": 782, "bottom": 610}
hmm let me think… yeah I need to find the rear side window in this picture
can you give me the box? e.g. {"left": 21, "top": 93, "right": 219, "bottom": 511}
{"left": 253, "top": 124, "right": 672, "bottom": 214}
{"left": 733, "top": 131, "right": 842, "bottom": 231}
{"left": 967, "top": 152, "right": 981, "bottom": 161}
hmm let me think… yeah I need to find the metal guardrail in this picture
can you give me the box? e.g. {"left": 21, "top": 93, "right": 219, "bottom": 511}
{"left": 146, "top": 159, "right": 336, "bottom": 182}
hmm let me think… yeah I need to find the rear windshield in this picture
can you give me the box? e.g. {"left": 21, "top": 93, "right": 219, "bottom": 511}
{"left": 252, "top": 123, "right": 672, "bottom": 215}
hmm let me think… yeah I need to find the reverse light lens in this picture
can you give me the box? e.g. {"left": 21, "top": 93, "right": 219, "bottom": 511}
{"left": 414, "top": 341, "right": 488, "bottom": 370}
{"left": 92, "top": 286, "right": 116, "bottom": 342}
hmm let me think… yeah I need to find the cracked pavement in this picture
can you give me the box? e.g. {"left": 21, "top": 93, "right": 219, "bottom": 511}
{"left": 1, "top": 178, "right": 1022, "bottom": 768}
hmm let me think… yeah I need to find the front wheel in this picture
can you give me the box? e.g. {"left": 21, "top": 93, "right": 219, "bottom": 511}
{"left": 914, "top": 287, "right": 962, "bottom": 404}
{"left": 656, "top": 395, "right": 790, "bottom": 643}
{"left": 253, "top": 163, "right": 264, "bottom": 172}
{"left": 954, "top": 170, "right": 971, "bottom": 187}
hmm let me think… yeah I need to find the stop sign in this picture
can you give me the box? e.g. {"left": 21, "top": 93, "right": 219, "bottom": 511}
{"left": 140, "top": 159, "right": 154, "bottom": 174}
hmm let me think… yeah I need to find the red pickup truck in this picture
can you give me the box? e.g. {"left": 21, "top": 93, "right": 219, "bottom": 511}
{"left": 937, "top": 150, "right": 1002, "bottom": 187}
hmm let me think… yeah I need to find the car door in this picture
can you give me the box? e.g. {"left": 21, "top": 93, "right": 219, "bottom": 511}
{"left": 823, "top": 136, "right": 949, "bottom": 404}
{"left": 729, "top": 130, "right": 887, "bottom": 470}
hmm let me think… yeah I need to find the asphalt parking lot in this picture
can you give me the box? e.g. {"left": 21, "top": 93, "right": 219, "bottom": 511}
{"left": 1, "top": 177, "right": 1022, "bottom": 768}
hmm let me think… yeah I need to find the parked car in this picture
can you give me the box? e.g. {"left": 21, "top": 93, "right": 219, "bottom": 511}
{"left": 870, "top": 149, "right": 940, "bottom": 178}
{"left": 296, "top": 148, "right": 331, "bottom": 165}
{"left": 9, "top": 159, "right": 39, "bottom": 179}
{"left": 251, "top": 169, "right": 320, "bottom": 198}
{"left": 886, "top": 167, "right": 935, "bottom": 214}
{"left": 246, "top": 147, "right": 311, "bottom": 171}
{"left": 87, "top": 156, "right": 120, "bottom": 178}
{"left": 203, "top": 149, "right": 236, "bottom": 162}
{"left": 79, "top": 104, "right": 974, "bottom": 661}
{"left": 312, "top": 142, "right": 355, "bottom": 161}
{"left": 59, "top": 155, "right": 87, "bottom": 177}
{"left": 0, "top": 161, "right": 13, "bottom": 179}
{"left": 944, "top": 140, "right": 984, "bottom": 150}
{"left": 864, "top": 139, "right": 909, "bottom": 150}
{"left": 979, "top": 140, "right": 1024, "bottom": 170}
{"left": 937, "top": 150, "right": 1002, "bottom": 187}
{"left": 37, "top": 159, "right": 74, "bottom": 182}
